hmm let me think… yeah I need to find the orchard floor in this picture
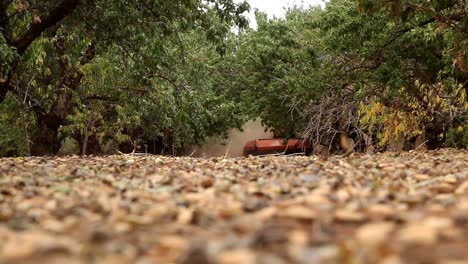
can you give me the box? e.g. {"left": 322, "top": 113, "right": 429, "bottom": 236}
{"left": 1, "top": 150, "right": 468, "bottom": 264}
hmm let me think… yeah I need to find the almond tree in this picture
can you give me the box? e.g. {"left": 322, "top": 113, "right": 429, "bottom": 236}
{"left": 0, "top": 0, "right": 249, "bottom": 155}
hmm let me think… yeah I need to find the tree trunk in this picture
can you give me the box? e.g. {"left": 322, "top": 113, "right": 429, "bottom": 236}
{"left": 82, "top": 130, "right": 89, "bottom": 156}
{"left": 20, "top": 107, "right": 31, "bottom": 156}
{"left": 30, "top": 86, "right": 73, "bottom": 155}
{"left": 0, "top": 73, "right": 14, "bottom": 104}
{"left": 31, "top": 119, "right": 61, "bottom": 155}
{"left": 0, "top": 84, "right": 8, "bottom": 103}
{"left": 82, "top": 112, "right": 96, "bottom": 156}
{"left": 30, "top": 41, "right": 95, "bottom": 156}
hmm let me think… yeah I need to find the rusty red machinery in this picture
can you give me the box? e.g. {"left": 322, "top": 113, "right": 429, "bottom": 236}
{"left": 243, "top": 138, "right": 312, "bottom": 156}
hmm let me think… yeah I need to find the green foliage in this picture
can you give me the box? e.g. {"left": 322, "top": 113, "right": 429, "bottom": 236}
{"left": 446, "top": 124, "right": 468, "bottom": 148}
{"left": 221, "top": 8, "right": 325, "bottom": 137}
{"left": 0, "top": 0, "right": 251, "bottom": 155}
{"left": 1, "top": 0, "right": 467, "bottom": 155}
{"left": 355, "top": 0, "right": 467, "bottom": 78}
{"left": 226, "top": 0, "right": 467, "bottom": 150}
{"left": 57, "top": 137, "right": 80, "bottom": 156}
{"left": 0, "top": 94, "right": 31, "bottom": 157}
{"left": 0, "top": 34, "right": 16, "bottom": 75}
{"left": 57, "top": 25, "right": 248, "bottom": 153}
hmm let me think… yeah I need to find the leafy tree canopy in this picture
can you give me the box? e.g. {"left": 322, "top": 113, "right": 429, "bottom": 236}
{"left": 0, "top": 0, "right": 466, "bottom": 157}
{"left": 0, "top": 0, "right": 250, "bottom": 155}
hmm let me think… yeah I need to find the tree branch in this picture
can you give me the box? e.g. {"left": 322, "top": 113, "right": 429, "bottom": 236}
{"left": 85, "top": 94, "right": 119, "bottom": 103}
{"left": 13, "top": 0, "right": 80, "bottom": 55}
{"left": 0, "top": 79, "right": 14, "bottom": 102}
{"left": 406, "top": 1, "right": 467, "bottom": 35}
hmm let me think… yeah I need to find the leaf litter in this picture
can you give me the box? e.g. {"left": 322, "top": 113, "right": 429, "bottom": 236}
{"left": 0, "top": 149, "right": 467, "bottom": 264}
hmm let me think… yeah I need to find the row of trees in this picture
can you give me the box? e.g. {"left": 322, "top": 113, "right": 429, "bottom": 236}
{"left": 226, "top": 0, "right": 467, "bottom": 152}
{"left": 0, "top": 0, "right": 250, "bottom": 155}
{"left": 0, "top": 0, "right": 466, "bottom": 156}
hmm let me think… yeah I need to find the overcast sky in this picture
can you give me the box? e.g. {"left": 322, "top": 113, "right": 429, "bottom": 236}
{"left": 235, "top": 0, "right": 327, "bottom": 29}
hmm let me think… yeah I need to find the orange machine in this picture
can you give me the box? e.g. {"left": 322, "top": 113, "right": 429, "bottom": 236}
{"left": 243, "top": 138, "right": 311, "bottom": 156}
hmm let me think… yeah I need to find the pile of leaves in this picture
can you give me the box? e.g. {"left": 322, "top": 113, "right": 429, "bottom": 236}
{"left": 1, "top": 150, "right": 468, "bottom": 263}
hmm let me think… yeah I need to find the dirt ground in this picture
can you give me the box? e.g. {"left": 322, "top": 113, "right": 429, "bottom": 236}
{"left": 1, "top": 150, "right": 467, "bottom": 264}
{"left": 188, "top": 119, "right": 273, "bottom": 158}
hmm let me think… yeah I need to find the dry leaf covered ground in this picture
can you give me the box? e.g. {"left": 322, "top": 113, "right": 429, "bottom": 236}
{"left": 1, "top": 150, "right": 468, "bottom": 264}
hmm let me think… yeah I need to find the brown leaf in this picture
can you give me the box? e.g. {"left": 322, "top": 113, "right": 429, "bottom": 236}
{"left": 276, "top": 205, "right": 317, "bottom": 220}
{"left": 216, "top": 249, "right": 256, "bottom": 264}
{"left": 334, "top": 208, "right": 366, "bottom": 222}
{"left": 355, "top": 221, "right": 395, "bottom": 246}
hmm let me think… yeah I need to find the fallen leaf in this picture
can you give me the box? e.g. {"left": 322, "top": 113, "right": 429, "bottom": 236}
{"left": 355, "top": 221, "right": 395, "bottom": 246}
{"left": 217, "top": 249, "right": 256, "bottom": 264}
{"left": 276, "top": 205, "right": 317, "bottom": 220}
